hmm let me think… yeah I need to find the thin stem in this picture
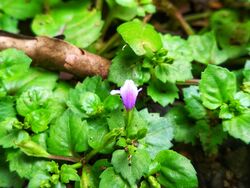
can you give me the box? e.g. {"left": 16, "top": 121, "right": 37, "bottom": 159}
{"left": 81, "top": 166, "right": 90, "bottom": 188}
{"left": 177, "top": 79, "right": 200, "bottom": 85}
{"left": 48, "top": 155, "right": 81, "bottom": 163}
{"left": 153, "top": 0, "right": 194, "bottom": 35}
{"left": 96, "top": 0, "right": 103, "bottom": 11}
{"left": 69, "top": 162, "right": 82, "bottom": 169}
{"left": 101, "top": 12, "right": 114, "bottom": 38}
{"left": 98, "top": 33, "right": 120, "bottom": 55}
{"left": 185, "top": 11, "right": 211, "bottom": 22}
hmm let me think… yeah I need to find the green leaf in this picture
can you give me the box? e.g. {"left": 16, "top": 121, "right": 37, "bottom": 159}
{"left": 0, "top": 154, "right": 23, "bottom": 188}
{"left": 99, "top": 167, "right": 130, "bottom": 188}
{"left": 199, "top": 65, "right": 236, "bottom": 109}
{"left": 108, "top": 47, "right": 150, "bottom": 86}
{"left": 0, "top": 48, "right": 31, "bottom": 83}
{"left": 0, "top": 13, "right": 18, "bottom": 33}
{"left": 112, "top": 149, "right": 151, "bottom": 185}
{"left": 47, "top": 110, "right": 89, "bottom": 156}
{"left": 67, "top": 76, "right": 109, "bottom": 117}
{"left": 17, "top": 140, "right": 49, "bottom": 158}
{"left": 88, "top": 118, "right": 114, "bottom": 153}
{"left": 0, "top": 0, "right": 43, "bottom": 20}
{"left": 138, "top": 109, "right": 173, "bottom": 159}
{"left": 27, "top": 171, "right": 51, "bottom": 188}
{"left": 223, "top": 111, "right": 250, "bottom": 143}
{"left": 155, "top": 60, "right": 192, "bottom": 83}
{"left": 117, "top": 20, "right": 162, "bottom": 56}
{"left": 211, "top": 10, "right": 250, "bottom": 59}
{"left": 107, "top": 110, "right": 126, "bottom": 130}
{"left": 196, "top": 120, "right": 226, "bottom": 154}
{"left": 166, "top": 106, "right": 197, "bottom": 145}
{"left": 0, "top": 96, "right": 16, "bottom": 122}
{"left": 155, "top": 150, "right": 198, "bottom": 188}
{"left": 7, "top": 150, "right": 49, "bottom": 179}
{"left": 147, "top": 80, "right": 179, "bottom": 107}
{"left": 243, "top": 60, "right": 250, "bottom": 82}
{"left": 126, "top": 109, "right": 148, "bottom": 139}
{"left": 0, "top": 118, "right": 30, "bottom": 148}
{"left": 32, "top": 1, "right": 103, "bottom": 48}
{"left": 16, "top": 87, "right": 52, "bottom": 117}
{"left": 183, "top": 86, "right": 206, "bottom": 120}
{"left": 161, "top": 34, "right": 193, "bottom": 62}
{"left": 53, "top": 81, "right": 71, "bottom": 104}
{"left": 188, "top": 31, "right": 228, "bottom": 64}
{"left": 60, "top": 164, "right": 80, "bottom": 183}
{"left": 106, "top": 0, "right": 137, "bottom": 21}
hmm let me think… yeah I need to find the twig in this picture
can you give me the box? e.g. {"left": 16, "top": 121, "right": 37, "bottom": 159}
{"left": 153, "top": 0, "right": 194, "bottom": 35}
{"left": 177, "top": 79, "right": 200, "bottom": 85}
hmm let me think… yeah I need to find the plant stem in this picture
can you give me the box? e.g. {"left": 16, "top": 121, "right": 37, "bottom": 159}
{"left": 177, "top": 79, "right": 200, "bottom": 85}
{"left": 153, "top": 0, "right": 194, "bottom": 35}
{"left": 98, "top": 33, "right": 120, "bottom": 55}
{"left": 81, "top": 165, "right": 90, "bottom": 188}
{"left": 96, "top": 0, "right": 103, "bottom": 11}
{"left": 48, "top": 155, "right": 81, "bottom": 163}
{"left": 101, "top": 12, "right": 114, "bottom": 38}
{"left": 69, "top": 162, "right": 82, "bottom": 169}
{"left": 185, "top": 11, "right": 211, "bottom": 22}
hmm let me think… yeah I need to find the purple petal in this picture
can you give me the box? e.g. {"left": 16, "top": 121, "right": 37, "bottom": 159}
{"left": 120, "top": 80, "right": 140, "bottom": 110}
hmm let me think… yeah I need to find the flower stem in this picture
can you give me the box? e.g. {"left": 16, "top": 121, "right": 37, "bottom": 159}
{"left": 81, "top": 165, "right": 90, "bottom": 188}
{"left": 69, "top": 162, "right": 82, "bottom": 169}
{"left": 176, "top": 79, "right": 200, "bottom": 85}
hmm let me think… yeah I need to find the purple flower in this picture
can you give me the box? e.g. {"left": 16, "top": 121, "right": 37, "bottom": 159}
{"left": 111, "top": 80, "right": 142, "bottom": 110}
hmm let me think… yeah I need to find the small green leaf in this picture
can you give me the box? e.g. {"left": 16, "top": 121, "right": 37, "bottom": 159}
{"left": 32, "top": 1, "right": 103, "bottom": 48}
{"left": 0, "top": 96, "right": 16, "bottom": 122}
{"left": 108, "top": 47, "right": 150, "bottom": 86}
{"left": 0, "top": 13, "right": 19, "bottom": 33}
{"left": 60, "top": 164, "right": 80, "bottom": 183}
{"left": 28, "top": 171, "right": 51, "bottom": 188}
{"left": 147, "top": 80, "right": 179, "bottom": 107}
{"left": 17, "top": 140, "right": 49, "bottom": 158}
{"left": 0, "top": 0, "right": 43, "bottom": 20}
{"left": 188, "top": 31, "right": 228, "bottom": 64}
{"left": 7, "top": 150, "right": 49, "bottom": 179}
{"left": 223, "top": 111, "right": 250, "bottom": 143}
{"left": 166, "top": 106, "right": 197, "bottom": 145}
{"left": 155, "top": 150, "right": 198, "bottom": 188}
{"left": 139, "top": 109, "right": 173, "bottom": 159}
{"left": 117, "top": 20, "right": 162, "bottom": 56}
{"left": 183, "top": 86, "right": 206, "bottom": 120}
{"left": 112, "top": 149, "right": 151, "bottom": 185}
{"left": 107, "top": 110, "right": 126, "bottom": 130}
{"left": 200, "top": 65, "right": 236, "bottom": 109}
{"left": 47, "top": 110, "right": 89, "bottom": 156}
{"left": 99, "top": 167, "right": 130, "bottom": 188}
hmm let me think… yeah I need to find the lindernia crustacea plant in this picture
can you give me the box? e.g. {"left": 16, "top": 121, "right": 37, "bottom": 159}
{"left": 111, "top": 80, "right": 142, "bottom": 111}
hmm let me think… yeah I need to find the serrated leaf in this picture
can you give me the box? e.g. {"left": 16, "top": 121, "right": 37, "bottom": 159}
{"left": 196, "top": 120, "right": 226, "bottom": 154}
{"left": 0, "top": 0, "right": 43, "bottom": 20}
{"left": 188, "top": 31, "right": 228, "bottom": 64}
{"left": 0, "top": 96, "right": 16, "bottom": 122}
{"left": 147, "top": 80, "right": 179, "bottom": 107}
{"left": 155, "top": 150, "right": 198, "bottom": 188}
{"left": 32, "top": 1, "right": 103, "bottom": 48}
{"left": 117, "top": 20, "right": 162, "bottom": 56}
{"left": 47, "top": 110, "right": 89, "bottom": 156}
{"left": 200, "top": 65, "right": 236, "bottom": 109}
{"left": 0, "top": 118, "right": 29, "bottom": 148}
{"left": 7, "top": 150, "right": 49, "bottom": 179}
{"left": 161, "top": 34, "right": 193, "bottom": 62}
{"left": 27, "top": 171, "right": 51, "bottom": 188}
{"left": 166, "top": 106, "right": 197, "bottom": 145}
{"left": 99, "top": 167, "right": 130, "bottom": 188}
{"left": 111, "top": 149, "right": 151, "bottom": 185}
{"left": 138, "top": 109, "right": 173, "bottom": 159}
{"left": 108, "top": 47, "right": 150, "bottom": 86}
{"left": 60, "top": 164, "right": 80, "bottom": 183}
{"left": 223, "top": 111, "right": 250, "bottom": 143}
{"left": 183, "top": 86, "right": 206, "bottom": 120}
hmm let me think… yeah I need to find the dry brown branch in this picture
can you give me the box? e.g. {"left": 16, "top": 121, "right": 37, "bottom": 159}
{"left": 0, "top": 30, "right": 110, "bottom": 78}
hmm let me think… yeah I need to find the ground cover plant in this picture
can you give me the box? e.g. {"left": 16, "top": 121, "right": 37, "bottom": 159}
{"left": 0, "top": 0, "right": 249, "bottom": 187}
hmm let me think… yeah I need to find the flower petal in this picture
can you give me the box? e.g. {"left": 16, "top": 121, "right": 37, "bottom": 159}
{"left": 110, "top": 90, "right": 121, "bottom": 95}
